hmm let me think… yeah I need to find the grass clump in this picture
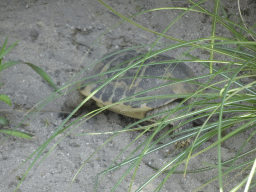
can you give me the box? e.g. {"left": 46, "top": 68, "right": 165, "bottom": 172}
{"left": 0, "top": 37, "right": 58, "bottom": 138}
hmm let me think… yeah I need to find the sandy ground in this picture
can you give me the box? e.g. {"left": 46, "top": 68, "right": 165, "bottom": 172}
{"left": 0, "top": 0, "right": 255, "bottom": 191}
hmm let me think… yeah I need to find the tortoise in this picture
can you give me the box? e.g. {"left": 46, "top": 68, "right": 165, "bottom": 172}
{"left": 62, "top": 49, "right": 197, "bottom": 129}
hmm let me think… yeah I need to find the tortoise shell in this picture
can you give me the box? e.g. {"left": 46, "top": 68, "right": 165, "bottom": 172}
{"left": 79, "top": 49, "right": 196, "bottom": 119}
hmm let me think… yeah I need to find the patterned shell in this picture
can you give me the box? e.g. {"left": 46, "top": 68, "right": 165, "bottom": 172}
{"left": 80, "top": 49, "right": 196, "bottom": 119}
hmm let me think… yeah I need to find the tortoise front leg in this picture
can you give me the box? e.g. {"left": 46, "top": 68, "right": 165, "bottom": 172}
{"left": 59, "top": 88, "right": 94, "bottom": 119}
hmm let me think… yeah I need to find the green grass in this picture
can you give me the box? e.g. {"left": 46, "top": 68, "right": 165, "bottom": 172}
{"left": 0, "top": 37, "right": 58, "bottom": 139}
{"left": 6, "top": 0, "right": 256, "bottom": 191}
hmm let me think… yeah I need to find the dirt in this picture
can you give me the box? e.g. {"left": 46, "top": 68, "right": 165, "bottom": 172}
{"left": 0, "top": 0, "right": 255, "bottom": 191}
